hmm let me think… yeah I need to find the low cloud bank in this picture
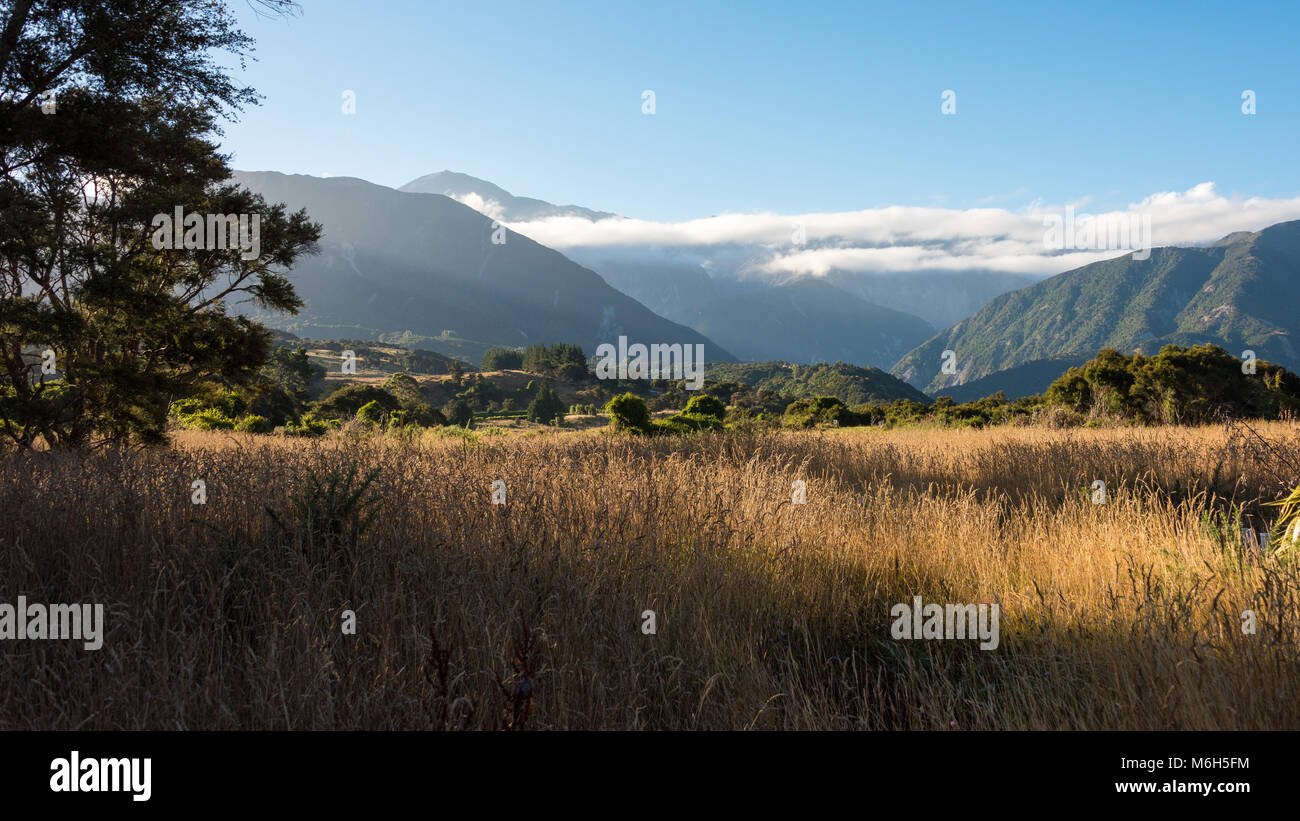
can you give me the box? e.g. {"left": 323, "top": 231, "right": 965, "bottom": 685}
{"left": 460, "top": 183, "right": 1300, "bottom": 278}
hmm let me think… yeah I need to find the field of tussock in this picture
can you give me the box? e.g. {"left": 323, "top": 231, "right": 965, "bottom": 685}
{"left": 2, "top": 423, "right": 1299, "bottom": 730}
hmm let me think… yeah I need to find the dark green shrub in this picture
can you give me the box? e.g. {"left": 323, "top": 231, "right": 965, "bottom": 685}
{"left": 266, "top": 462, "right": 382, "bottom": 574}
{"left": 356, "top": 400, "right": 389, "bottom": 429}
{"left": 443, "top": 398, "right": 475, "bottom": 428}
{"left": 656, "top": 412, "right": 724, "bottom": 434}
{"left": 182, "top": 408, "right": 236, "bottom": 431}
{"left": 605, "top": 393, "right": 652, "bottom": 434}
{"left": 782, "top": 396, "right": 854, "bottom": 428}
{"left": 235, "top": 414, "right": 273, "bottom": 434}
{"left": 527, "top": 385, "right": 567, "bottom": 424}
{"left": 683, "top": 394, "right": 726, "bottom": 420}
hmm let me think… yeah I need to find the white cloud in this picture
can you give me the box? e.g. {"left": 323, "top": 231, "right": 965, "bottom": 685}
{"left": 495, "top": 183, "right": 1300, "bottom": 278}
{"left": 445, "top": 191, "right": 507, "bottom": 222}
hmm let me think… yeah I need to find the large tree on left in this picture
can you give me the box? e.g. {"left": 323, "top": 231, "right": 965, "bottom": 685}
{"left": 0, "top": 0, "right": 320, "bottom": 447}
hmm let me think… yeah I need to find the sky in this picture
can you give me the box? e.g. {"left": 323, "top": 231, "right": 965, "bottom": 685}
{"left": 221, "top": 0, "right": 1300, "bottom": 220}
{"left": 218, "top": 0, "right": 1300, "bottom": 278}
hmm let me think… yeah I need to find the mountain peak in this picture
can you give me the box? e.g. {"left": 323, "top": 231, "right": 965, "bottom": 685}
{"left": 403, "top": 170, "right": 513, "bottom": 199}
{"left": 399, "top": 171, "right": 614, "bottom": 222}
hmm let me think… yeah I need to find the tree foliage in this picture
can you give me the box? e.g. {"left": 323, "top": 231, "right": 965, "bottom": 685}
{"left": 481, "top": 346, "right": 523, "bottom": 371}
{"left": 683, "top": 394, "right": 726, "bottom": 420}
{"left": 1045, "top": 344, "right": 1300, "bottom": 424}
{"left": 604, "top": 392, "right": 651, "bottom": 434}
{"left": 526, "top": 384, "right": 566, "bottom": 425}
{"left": 0, "top": 0, "right": 320, "bottom": 447}
{"left": 522, "top": 342, "right": 586, "bottom": 381}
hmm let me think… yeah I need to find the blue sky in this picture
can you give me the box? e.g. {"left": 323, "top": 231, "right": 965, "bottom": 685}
{"left": 221, "top": 0, "right": 1300, "bottom": 222}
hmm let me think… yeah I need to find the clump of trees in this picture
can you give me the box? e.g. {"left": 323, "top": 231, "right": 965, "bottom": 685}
{"left": 522, "top": 343, "right": 587, "bottom": 381}
{"left": 603, "top": 392, "right": 728, "bottom": 435}
{"left": 1044, "top": 345, "right": 1300, "bottom": 424}
{"left": 246, "top": 345, "right": 328, "bottom": 425}
{"left": 165, "top": 341, "right": 333, "bottom": 433}
{"left": 782, "top": 396, "right": 858, "bottom": 428}
{"left": 656, "top": 394, "right": 726, "bottom": 433}
{"left": 310, "top": 374, "right": 446, "bottom": 430}
{"left": 774, "top": 344, "right": 1300, "bottom": 431}
{"left": 443, "top": 398, "right": 474, "bottom": 428}
{"left": 170, "top": 367, "right": 450, "bottom": 436}
{"left": 482, "top": 347, "right": 524, "bottom": 370}
{"left": 453, "top": 373, "right": 504, "bottom": 409}
{"left": 527, "top": 385, "right": 567, "bottom": 424}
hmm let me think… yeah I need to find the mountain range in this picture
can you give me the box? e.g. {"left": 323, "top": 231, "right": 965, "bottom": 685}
{"left": 231, "top": 171, "right": 732, "bottom": 365}
{"left": 238, "top": 169, "right": 976, "bottom": 371}
{"left": 395, "top": 171, "right": 1017, "bottom": 365}
{"left": 690, "top": 278, "right": 933, "bottom": 366}
{"left": 891, "top": 221, "right": 1300, "bottom": 396}
{"left": 233, "top": 170, "right": 1300, "bottom": 403}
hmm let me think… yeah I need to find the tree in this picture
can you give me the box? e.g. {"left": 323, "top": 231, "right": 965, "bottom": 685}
{"left": 604, "top": 392, "right": 651, "bottom": 433}
{"left": 1042, "top": 343, "right": 1300, "bottom": 424}
{"left": 782, "top": 396, "right": 855, "bottom": 428}
{"left": 356, "top": 400, "right": 388, "bottom": 429}
{"left": 456, "top": 375, "right": 503, "bottom": 409}
{"left": 527, "top": 384, "right": 566, "bottom": 425}
{"left": 379, "top": 372, "right": 445, "bottom": 426}
{"left": 443, "top": 398, "right": 474, "bottom": 428}
{"left": 0, "top": 0, "right": 320, "bottom": 447}
{"left": 683, "top": 394, "right": 726, "bottom": 420}
{"left": 314, "top": 384, "right": 400, "bottom": 418}
{"left": 250, "top": 345, "right": 326, "bottom": 426}
{"left": 267, "top": 346, "right": 326, "bottom": 403}
{"left": 481, "top": 347, "right": 523, "bottom": 370}
{"left": 521, "top": 342, "right": 586, "bottom": 377}
{"left": 383, "top": 372, "right": 422, "bottom": 405}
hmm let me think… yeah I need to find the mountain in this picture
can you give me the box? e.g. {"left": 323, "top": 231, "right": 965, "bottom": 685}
{"left": 707, "top": 361, "right": 929, "bottom": 405}
{"left": 399, "top": 171, "right": 614, "bottom": 222}
{"left": 892, "top": 221, "right": 1300, "bottom": 395}
{"left": 396, "top": 171, "right": 1030, "bottom": 354}
{"left": 231, "top": 171, "right": 733, "bottom": 364}
{"left": 826, "top": 269, "right": 1037, "bottom": 330}
{"left": 400, "top": 172, "right": 734, "bottom": 325}
{"left": 930, "top": 356, "right": 1091, "bottom": 402}
{"left": 558, "top": 253, "right": 723, "bottom": 326}
{"left": 689, "top": 278, "right": 933, "bottom": 368}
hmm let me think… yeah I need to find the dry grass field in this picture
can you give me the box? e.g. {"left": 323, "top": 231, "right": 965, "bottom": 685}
{"left": 3, "top": 422, "right": 1299, "bottom": 730}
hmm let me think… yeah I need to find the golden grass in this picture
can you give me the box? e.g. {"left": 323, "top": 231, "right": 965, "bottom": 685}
{"left": 2, "top": 422, "right": 1298, "bottom": 729}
